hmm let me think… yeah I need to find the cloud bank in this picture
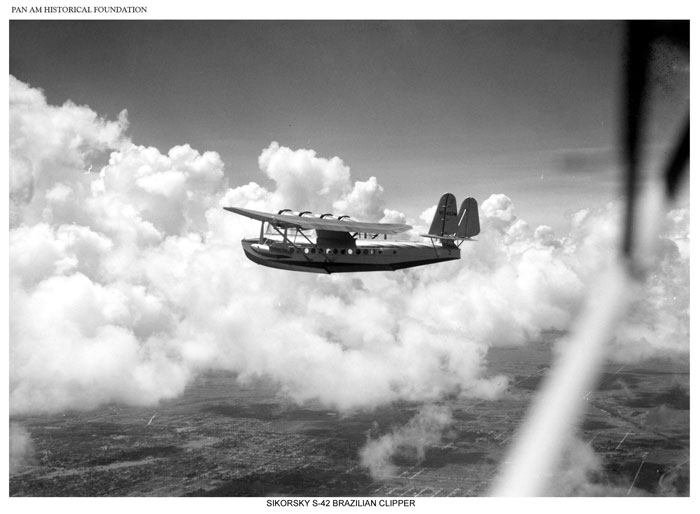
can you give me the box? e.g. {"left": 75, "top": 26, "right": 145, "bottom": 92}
{"left": 9, "top": 76, "right": 689, "bottom": 418}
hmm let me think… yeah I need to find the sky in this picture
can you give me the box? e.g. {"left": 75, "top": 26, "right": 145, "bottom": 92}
{"left": 10, "top": 19, "right": 688, "bottom": 232}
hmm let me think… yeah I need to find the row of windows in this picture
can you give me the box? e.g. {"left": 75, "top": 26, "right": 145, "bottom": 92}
{"left": 298, "top": 247, "right": 398, "bottom": 256}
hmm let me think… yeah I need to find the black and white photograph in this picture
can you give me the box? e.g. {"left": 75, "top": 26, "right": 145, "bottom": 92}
{"left": 7, "top": 1, "right": 692, "bottom": 505}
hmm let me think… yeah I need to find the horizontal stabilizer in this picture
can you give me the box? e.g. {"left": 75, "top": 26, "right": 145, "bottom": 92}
{"left": 419, "top": 234, "right": 477, "bottom": 241}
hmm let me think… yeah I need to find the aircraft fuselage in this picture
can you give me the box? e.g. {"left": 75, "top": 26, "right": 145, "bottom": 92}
{"left": 241, "top": 238, "right": 460, "bottom": 274}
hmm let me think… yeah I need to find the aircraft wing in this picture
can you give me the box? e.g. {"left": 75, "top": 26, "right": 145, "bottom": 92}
{"left": 224, "top": 207, "right": 412, "bottom": 235}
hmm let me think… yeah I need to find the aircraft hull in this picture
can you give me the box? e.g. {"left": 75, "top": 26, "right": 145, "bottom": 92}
{"left": 240, "top": 238, "right": 460, "bottom": 274}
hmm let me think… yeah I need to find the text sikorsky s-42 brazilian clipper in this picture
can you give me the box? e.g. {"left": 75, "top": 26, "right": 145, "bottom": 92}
{"left": 224, "top": 193, "right": 479, "bottom": 274}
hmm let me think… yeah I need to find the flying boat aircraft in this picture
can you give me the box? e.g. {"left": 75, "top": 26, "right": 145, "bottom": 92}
{"left": 224, "top": 193, "right": 479, "bottom": 273}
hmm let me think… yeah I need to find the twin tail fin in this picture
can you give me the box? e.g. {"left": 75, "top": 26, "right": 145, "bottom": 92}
{"left": 423, "top": 193, "right": 480, "bottom": 243}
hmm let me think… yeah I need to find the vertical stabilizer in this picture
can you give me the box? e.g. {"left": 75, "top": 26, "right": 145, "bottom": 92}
{"left": 457, "top": 197, "right": 480, "bottom": 237}
{"left": 428, "top": 193, "right": 459, "bottom": 237}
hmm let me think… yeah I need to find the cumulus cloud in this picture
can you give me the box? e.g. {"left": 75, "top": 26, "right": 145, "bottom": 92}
{"left": 252, "top": 141, "right": 395, "bottom": 222}
{"left": 359, "top": 404, "right": 453, "bottom": 480}
{"left": 258, "top": 141, "right": 351, "bottom": 213}
{"left": 543, "top": 437, "right": 641, "bottom": 496}
{"left": 9, "top": 75, "right": 129, "bottom": 227}
{"left": 10, "top": 423, "right": 35, "bottom": 475}
{"left": 9, "top": 76, "right": 689, "bottom": 422}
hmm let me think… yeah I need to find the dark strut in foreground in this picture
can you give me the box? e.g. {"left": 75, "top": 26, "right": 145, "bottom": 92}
{"left": 224, "top": 193, "right": 479, "bottom": 273}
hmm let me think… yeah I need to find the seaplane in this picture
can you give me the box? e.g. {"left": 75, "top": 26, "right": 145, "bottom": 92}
{"left": 224, "top": 193, "right": 479, "bottom": 274}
